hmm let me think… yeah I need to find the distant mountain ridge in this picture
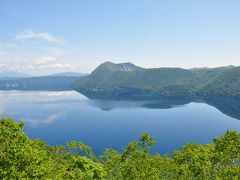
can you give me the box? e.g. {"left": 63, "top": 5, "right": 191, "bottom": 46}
{"left": 0, "top": 71, "right": 31, "bottom": 80}
{"left": 73, "top": 61, "right": 238, "bottom": 97}
{"left": 46, "top": 72, "right": 88, "bottom": 77}
{"left": 0, "top": 72, "right": 86, "bottom": 91}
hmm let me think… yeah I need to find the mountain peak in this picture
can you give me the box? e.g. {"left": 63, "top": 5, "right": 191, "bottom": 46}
{"left": 98, "top": 61, "right": 143, "bottom": 72}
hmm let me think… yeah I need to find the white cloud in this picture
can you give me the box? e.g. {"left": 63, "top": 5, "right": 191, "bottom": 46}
{"left": 15, "top": 30, "right": 64, "bottom": 43}
{"left": 34, "top": 56, "right": 57, "bottom": 66}
{"left": 0, "top": 56, "right": 73, "bottom": 73}
{"left": 0, "top": 62, "right": 10, "bottom": 69}
{"left": 32, "top": 56, "right": 73, "bottom": 69}
{"left": 0, "top": 43, "right": 16, "bottom": 49}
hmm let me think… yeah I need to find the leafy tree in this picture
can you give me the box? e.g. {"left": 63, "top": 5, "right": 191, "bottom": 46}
{"left": 0, "top": 118, "right": 105, "bottom": 179}
{"left": 0, "top": 117, "right": 239, "bottom": 179}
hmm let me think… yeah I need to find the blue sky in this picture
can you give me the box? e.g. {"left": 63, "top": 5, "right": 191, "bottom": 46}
{"left": 0, "top": 0, "right": 240, "bottom": 75}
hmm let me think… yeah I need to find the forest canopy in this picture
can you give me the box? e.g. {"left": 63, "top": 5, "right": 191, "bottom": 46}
{"left": 0, "top": 117, "right": 239, "bottom": 179}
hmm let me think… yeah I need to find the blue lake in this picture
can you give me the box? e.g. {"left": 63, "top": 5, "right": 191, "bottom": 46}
{"left": 0, "top": 91, "right": 240, "bottom": 155}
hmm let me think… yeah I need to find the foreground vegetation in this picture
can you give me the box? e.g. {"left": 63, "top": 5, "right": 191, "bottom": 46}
{"left": 0, "top": 118, "right": 239, "bottom": 179}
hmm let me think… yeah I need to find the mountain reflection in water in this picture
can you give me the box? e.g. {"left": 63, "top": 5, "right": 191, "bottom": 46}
{"left": 85, "top": 94, "right": 240, "bottom": 121}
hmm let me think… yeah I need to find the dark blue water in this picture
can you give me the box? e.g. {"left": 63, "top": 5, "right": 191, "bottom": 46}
{"left": 1, "top": 91, "right": 240, "bottom": 155}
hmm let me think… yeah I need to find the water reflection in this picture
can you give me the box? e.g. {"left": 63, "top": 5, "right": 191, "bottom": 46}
{"left": 1, "top": 91, "right": 240, "bottom": 121}
{"left": 25, "top": 114, "right": 62, "bottom": 127}
{"left": 0, "top": 91, "right": 240, "bottom": 155}
{"left": 84, "top": 94, "right": 240, "bottom": 121}
{"left": 203, "top": 96, "right": 240, "bottom": 121}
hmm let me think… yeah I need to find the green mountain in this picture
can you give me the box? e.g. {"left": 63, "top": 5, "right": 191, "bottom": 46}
{"left": 190, "top": 66, "right": 234, "bottom": 87}
{"left": 73, "top": 62, "right": 199, "bottom": 97}
{"left": 73, "top": 61, "right": 239, "bottom": 97}
{"left": 201, "top": 66, "right": 240, "bottom": 96}
{"left": 92, "top": 61, "right": 144, "bottom": 72}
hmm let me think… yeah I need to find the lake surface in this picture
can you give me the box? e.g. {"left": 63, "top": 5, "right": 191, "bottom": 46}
{"left": 0, "top": 91, "right": 240, "bottom": 155}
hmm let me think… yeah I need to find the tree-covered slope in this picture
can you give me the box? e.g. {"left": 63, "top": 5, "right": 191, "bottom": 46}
{"left": 190, "top": 66, "right": 235, "bottom": 87}
{"left": 73, "top": 62, "right": 199, "bottom": 96}
{"left": 1, "top": 118, "right": 240, "bottom": 179}
{"left": 201, "top": 67, "right": 240, "bottom": 96}
{"left": 73, "top": 62, "right": 240, "bottom": 97}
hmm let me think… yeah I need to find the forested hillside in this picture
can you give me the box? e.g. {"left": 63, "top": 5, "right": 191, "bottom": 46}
{"left": 73, "top": 62, "right": 238, "bottom": 97}
{"left": 201, "top": 67, "right": 240, "bottom": 96}
{"left": 1, "top": 118, "right": 239, "bottom": 179}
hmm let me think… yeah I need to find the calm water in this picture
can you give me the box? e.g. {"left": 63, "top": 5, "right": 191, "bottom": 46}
{"left": 0, "top": 91, "right": 240, "bottom": 155}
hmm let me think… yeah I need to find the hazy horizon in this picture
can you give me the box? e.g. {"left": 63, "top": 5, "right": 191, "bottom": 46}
{"left": 0, "top": 61, "right": 237, "bottom": 76}
{"left": 1, "top": 0, "right": 240, "bottom": 75}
